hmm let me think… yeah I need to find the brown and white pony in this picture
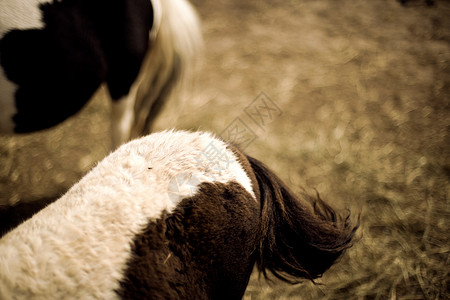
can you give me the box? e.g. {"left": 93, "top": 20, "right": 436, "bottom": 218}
{"left": 0, "top": 130, "right": 359, "bottom": 299}
{"left": 0, "top": 0, "right": 202, "bottom": 148}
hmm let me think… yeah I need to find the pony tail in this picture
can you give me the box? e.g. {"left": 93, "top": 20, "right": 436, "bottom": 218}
{"left": 247, "top": 155, "right": 359, "bottom": 283}
{"left": 131, "top": 0, "right": 203, "bottom": 138}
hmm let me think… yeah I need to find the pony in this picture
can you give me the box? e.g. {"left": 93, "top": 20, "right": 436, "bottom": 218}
{"left": 0, "top": 0, "right": 202, "bottom": 148}
{"left": 0, "top": 130, "right": 359, "bottom": 299}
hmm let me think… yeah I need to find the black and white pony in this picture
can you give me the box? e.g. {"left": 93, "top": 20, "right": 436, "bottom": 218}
{"left": 0, "top": 0, "right": 202, "bottom": 148}
{"left": 0, "top": 130, "right": 359, "bottom": 299}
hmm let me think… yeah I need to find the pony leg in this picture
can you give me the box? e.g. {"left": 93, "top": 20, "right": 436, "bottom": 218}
{"left": 0, "top": 68, "right": 17, "bottom": 133}
{"left": 110, "top": 91, "right": 137, "bottom": 149}
{"left": 130, "top": 0, "right": 203, "bottom": 139}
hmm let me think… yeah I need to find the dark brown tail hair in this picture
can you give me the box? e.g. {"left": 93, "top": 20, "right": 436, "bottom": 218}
{"left": 247, "top": 155, "right": 359, "bottom": 283}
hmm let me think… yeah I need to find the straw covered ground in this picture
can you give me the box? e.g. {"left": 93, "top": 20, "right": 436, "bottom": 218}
{"left": 0, "top": 0, "right": 449, "bottom": 299}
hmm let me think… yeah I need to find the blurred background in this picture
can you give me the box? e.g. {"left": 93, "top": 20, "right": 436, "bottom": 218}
{"left": 0, "top": 0, "right": 449, "bottom": 298}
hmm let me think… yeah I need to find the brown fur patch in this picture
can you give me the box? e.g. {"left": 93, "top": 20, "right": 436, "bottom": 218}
{"left": 116, "top": 181, "right": 259, "bottom": 299}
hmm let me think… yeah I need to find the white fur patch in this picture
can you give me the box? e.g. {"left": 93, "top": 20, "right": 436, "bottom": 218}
{"left": 0, "top": 130, "right": 255, "bottom": 298}
{"left": 0, "top": 0, "right": 50, "bottom": 37}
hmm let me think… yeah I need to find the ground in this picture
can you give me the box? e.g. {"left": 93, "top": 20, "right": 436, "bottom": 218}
{"left": 0, "top": 0, "right": 449, "bottom": 299}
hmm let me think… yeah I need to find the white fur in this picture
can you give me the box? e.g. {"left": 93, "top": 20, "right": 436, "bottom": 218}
{"left": 0, "top": 0, "right": 50, "bottom": 133}
{"left": 0, "top": 0, "right": 49, "bottom": 36}
{"left": 0, "top": 130, "right": 255, "bottom": 299}
{"left": 111, "top": 0, "right": 203, "bottom": 148}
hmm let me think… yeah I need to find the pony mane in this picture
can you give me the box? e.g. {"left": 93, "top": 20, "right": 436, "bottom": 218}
{"left": 247, "top": 155, "right": 359, "bottom": 283}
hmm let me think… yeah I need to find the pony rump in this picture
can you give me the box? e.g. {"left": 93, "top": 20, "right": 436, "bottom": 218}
{"left": 247, "top": 156, "right": 359, "bottom": 283}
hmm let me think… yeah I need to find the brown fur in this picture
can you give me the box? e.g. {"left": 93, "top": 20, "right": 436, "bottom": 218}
{"left": 116, "top": 181, "right": 259, "bottom": 299}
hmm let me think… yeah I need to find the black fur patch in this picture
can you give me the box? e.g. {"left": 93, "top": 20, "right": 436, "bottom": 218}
{"left": 79, "top": 0, "right": 153, "bottom": 99}
{"left": 0, "top": 0, "right": 153, "bottom": 132}
{"left": 117, "top": 182, "right": 259, "bottom": 299}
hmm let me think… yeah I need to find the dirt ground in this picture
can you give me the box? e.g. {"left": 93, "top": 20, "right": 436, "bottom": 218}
{"left": 0, "top": 0, "right": 449, "bottom": 299}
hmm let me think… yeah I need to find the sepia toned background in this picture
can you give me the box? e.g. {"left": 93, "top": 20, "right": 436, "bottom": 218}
{"left": 1, "top": 0, "right": 449, "bottom": 298}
